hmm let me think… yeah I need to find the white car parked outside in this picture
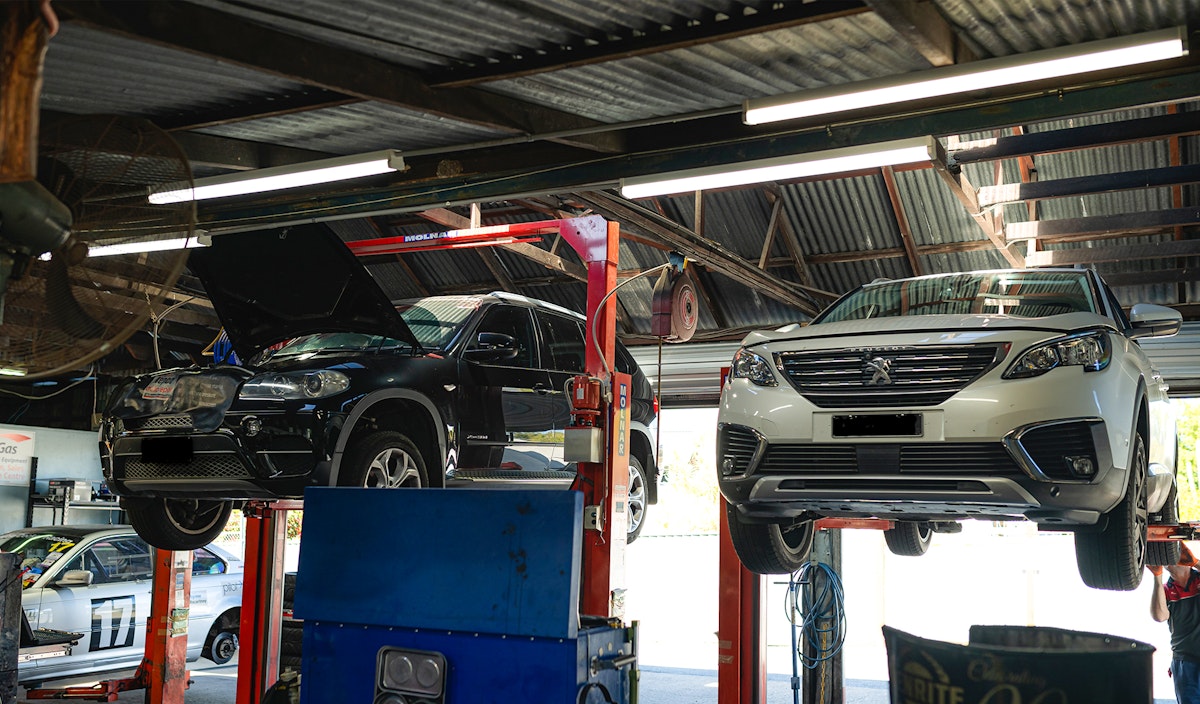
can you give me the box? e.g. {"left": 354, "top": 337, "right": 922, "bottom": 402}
{"left": 717, "top": 269, "right": 1181, "bottom": 591}
{"left": 3, "top": 524, "right": 243, "bottom": 686}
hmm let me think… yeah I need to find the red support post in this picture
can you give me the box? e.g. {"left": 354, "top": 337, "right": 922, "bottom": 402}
{"left": 717, "top": 507, "right": 766, "bottom": 704}
{"left": 559, "top": 216, "right": 627, "bottom": 618}
{"left": 26, "top": 550, "right": 193, "bottom": 702}
{"left": 235, "top": 502, "right": 294, "bottom": 704}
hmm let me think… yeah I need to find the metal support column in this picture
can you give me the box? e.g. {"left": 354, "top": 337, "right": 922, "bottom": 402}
{"left": 802, "top": 529, "right": 843, "bottom": 704}
{"left": 235, "top": 501, "right": 296, "bottom": 704}
{"left": 717, "top": 506, "right": 766, "bottom": 704}
{"left": 144, "top": 549, "right": 193, "bottom": 703}
{"left": 559, "top": 216, "right": 628, "bottom": 619}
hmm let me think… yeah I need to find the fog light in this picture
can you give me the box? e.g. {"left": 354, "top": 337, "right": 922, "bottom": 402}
{"left": 721, "top": 457, "right": 736, "bottom": 476}
{"left": 1066, "top": 455, "right": 1095, "bottom": 477}
{"left": 241, "top": 416, "right": 263, "bottom": 437}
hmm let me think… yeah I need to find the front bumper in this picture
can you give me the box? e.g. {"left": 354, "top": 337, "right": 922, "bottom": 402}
{"left": 100, "top": 410, "right": 337, "bottom": 500}
{"left": 716, "top": 369, "right": 1134, "bottom": 526}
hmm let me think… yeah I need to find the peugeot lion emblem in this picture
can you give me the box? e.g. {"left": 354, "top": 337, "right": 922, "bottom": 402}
{"left": 864, "top": 356, "right": 894, "bottom": 386}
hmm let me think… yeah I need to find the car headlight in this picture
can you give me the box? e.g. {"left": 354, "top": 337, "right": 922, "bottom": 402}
{"left": 730, "top": 348, "right": 778, "bottom": 387}
{"left": 239, "top": 370, "right": 351, "bottom": 400}
{"left": 1003, "top": 331, "right": 1111, "bottom": 379}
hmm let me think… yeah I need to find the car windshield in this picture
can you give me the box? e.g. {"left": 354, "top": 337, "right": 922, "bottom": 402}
{"left": 816, "top": 271, "right": 1099, "bottom": 323}
{"left": 1, "top": 531, "right": 80, "bottom": 589}
{"left": 260, "top": 332, "right": 414, "bottom": 360}
{"left": 396, "top": 296, "right": 482, "bottom": 349}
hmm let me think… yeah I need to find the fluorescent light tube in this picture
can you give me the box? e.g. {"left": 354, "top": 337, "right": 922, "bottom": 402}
{"left": 745, "top": 27, "right": 1188, "bottom": 125}
{"left": 620, "top": 137, "right": 935, "bottom": 198}
{"left": 0, "top": 367, "right": 27, "bottom": 377}
{"left": 149, "top": 149, "right": 404, "bottom": 204}
{"left": 87, "top": 233, "right": 211, "bottom": 257}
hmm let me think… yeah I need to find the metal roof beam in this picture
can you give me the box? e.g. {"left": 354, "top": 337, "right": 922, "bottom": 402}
{"left": 1026, "top": 238, "right": 1200, "bottom": 267}
{"left": 1103, "top": 268, "right": 1200, "bottom": 287}
{"left": 197, "top": 66, "right": 1200, "bottom": 229}
{"left": 979, "top": 164, "right": 1200, "bottom": 208}
{"left": 1006, "top": 207, "right": 1200, "bottom": 242}
{"left": 428, "top": 1, "right": 868, "bottom": 88}
{"left": 949, "top": 111, "right": 1200, "bottom": 163}
{"left": 55, "top": 0, "right": 624, "bottom": 153}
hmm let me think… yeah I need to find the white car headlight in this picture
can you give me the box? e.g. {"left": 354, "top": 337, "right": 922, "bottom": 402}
{"left": 730, "top": 348, "right": 778, "bottom": 387}
{"left": 239, "top": 370, "right": 351, "bottom": 400}
{"left": 1003, "top": 331, "right": 1111, "bottom": 379}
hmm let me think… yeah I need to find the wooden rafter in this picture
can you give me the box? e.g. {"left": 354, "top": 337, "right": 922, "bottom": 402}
{"left": 862, "top": 0, "right": 969, "bottom": 67}
{"left": 928, "top": 138, "right": 1024, "bottom": 268}
{"left": 880, "top": 166, "right": 923, "bottom": 277}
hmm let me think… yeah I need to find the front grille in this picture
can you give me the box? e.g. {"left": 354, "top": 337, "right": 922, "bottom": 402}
{"left": 1017, "top": 421, "right": 1099, "bottom": 479}
{"left": 123, "top": 456, "right": 251, "bottom": 480}
{"left": 779, "top": 344, "right": 1004, "bottom": 408}
{"left": 717, "top": 425, "right": 762, "bottom": 475}
{"left": 757, "top": 443, "right": 1021, "bottom": 476}
{"left": 121, "top": 415, "right": 194, "bottom": 431}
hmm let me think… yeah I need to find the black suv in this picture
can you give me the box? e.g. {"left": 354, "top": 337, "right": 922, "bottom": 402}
{"left": 99, "top": 225, "right": 659, "bottom": 550}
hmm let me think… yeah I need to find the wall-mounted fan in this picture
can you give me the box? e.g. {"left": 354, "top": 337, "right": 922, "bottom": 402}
{"left": 0, "top": 114, "right": 195, "bottom": 380}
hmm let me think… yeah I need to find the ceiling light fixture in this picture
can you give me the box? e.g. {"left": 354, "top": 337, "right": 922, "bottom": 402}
{"left": 744, "top": 27, "right": 1188, "bottom": 125}
{"left": 619, "top": 136, "right": 936, "bottom": 198}
{"left": 149, "top": 149, "right": 405, "bottom": 204}
{"left": 87, "top": 233, "right": 212, "bottom": 257}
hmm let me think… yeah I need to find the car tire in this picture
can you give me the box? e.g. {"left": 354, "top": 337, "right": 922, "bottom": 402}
{"left": 125, "top": 497, "right": 233, "bottom": 551}
{"left": 338, "top": 431, "right": 428, "bottom": 488}
{"left": 1075, "top": 431, "right": 1148, "bottom": 591}
{"left": 725, "top": 502, "right": 814, "bottom": 575}
{"left": 206, "top": 631, "right": 238, "bottom": 665}
{"left": 627, "top": 455, "right": 648, "bottom": 543}
{"left": 884, "top": 521, "right": 933, "bottom": 557}
{"left": 1148, "top": 483, "right": 1182, "bottom": 567}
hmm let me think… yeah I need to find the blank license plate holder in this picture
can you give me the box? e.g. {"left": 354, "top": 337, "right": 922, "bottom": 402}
{"left": 832, "top": 413, "right": 922, "bottom": 437}
{"left": 140, "top": 436, "right": 194, "bottom": 463}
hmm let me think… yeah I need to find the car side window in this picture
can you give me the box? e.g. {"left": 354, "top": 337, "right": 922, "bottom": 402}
{"left": 537, "top": 312, "right": 586, "bottom": 373}
{"left": 94, "top": 538, "right": 154, "bottom": 583}
{"left": 192, "top": 547, "right": 227, "bottom": 575}
{"left": 470, "top": 305, "right": 536, "bottom": 368}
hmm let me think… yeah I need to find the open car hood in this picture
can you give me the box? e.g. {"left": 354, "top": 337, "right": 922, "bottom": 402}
{"left": 188, "top": 224, "right": 420, "bottom": 361}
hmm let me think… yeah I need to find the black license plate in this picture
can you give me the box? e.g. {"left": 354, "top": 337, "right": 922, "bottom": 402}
{"left": 832, "top": 414, "right": 922, "bottom": 437}
{"left": 140, "top": 436, "right": 194, "bottom": 463}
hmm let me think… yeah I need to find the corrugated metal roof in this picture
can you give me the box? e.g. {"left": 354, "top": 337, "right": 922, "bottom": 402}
{"left": 933, "top": 0, "right": 1200, "bottom": 56}
{"left": 196, "top": 102, "right": 509, "bottom": 153}
{"left": 42, "top": 23, "right": 313, "bottom": 119}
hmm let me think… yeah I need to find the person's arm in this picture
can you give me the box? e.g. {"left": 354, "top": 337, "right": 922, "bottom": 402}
{"left": 1151, "top": 571, "right": 1170, "bottom": 622}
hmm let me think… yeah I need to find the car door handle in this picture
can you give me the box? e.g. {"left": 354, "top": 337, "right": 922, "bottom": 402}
{"left": 533, "top": 384, "right": 552, "bottom": 395}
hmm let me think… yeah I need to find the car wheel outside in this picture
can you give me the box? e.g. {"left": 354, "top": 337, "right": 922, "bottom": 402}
{"left": 627, "top": 455, "right": 648, "bottom": 543}
{"left": 126, "top": 497, "right": 233, "bottom": 551}
{"left": 725, "top": 502, "right": 814, "bottom": 574}
{"left": 207, "top": 631, "right": 238, "bottom": 665}
{"left": 1148, "top": 483, "right": 1182, "bottom": 567}
{"left": 884, "top": 521, "right": 933, "bottom": 557}
{"left": 1075, "top": 431, "right": 1148, "bottom": 591}
{"left": 339, "top": 431, "right": 427, "bottom": 489}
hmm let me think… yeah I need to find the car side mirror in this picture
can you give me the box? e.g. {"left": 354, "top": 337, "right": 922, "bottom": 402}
{"left": 464, "top": 332, "right": 519, "bottom": 362}
{"left": 1129, "top": 303, "right": 1182, "bottom": 339}
{"left": 55, "top": 570, "right": 94, "bottom": 587}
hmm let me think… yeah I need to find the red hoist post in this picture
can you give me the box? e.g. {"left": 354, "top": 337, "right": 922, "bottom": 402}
{"left": 559, "top": 216, "right": 630, "bottom": 618}
{"left": 25, "top": 549, "right": 193, "bottom": 702}
{"left": 236, "top": 500, "right": 301, "bottom": 704}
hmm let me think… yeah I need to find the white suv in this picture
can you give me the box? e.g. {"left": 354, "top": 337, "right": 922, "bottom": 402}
{"left": 717, "top": 269, "right": 1181, "bottom": 591}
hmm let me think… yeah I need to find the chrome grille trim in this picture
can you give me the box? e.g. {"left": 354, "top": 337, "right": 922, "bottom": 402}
{"left": 778, "top": 344, "right": 1004, "bottom": 408}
